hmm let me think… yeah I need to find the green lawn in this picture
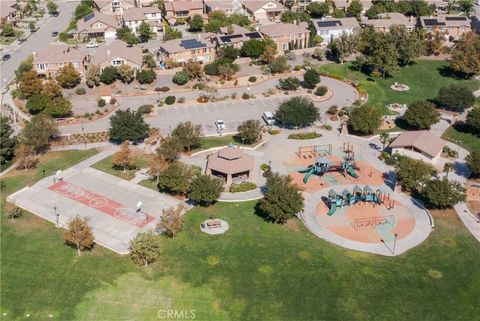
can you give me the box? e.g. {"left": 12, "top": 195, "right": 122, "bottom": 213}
{"left": 199, "top": 135, "right": 257, "bottom": 151}
{"left": 91, "top": 154, "right": 154, "bottom": 181}
{"left": 2, "top": 150, "right": 480, "bottom": 320}
{"left": 319, "top": 60, "right": 480, "bottom": 114}
{"left": 442, "top": 125, "right": 480, "bottom": 152}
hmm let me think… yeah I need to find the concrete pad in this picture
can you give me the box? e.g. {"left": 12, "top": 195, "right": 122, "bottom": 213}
{"left": 7, "top": 166, "right": 184, "bottom": 254}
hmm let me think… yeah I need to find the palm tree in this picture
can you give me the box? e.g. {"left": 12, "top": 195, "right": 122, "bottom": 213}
{"left": 379, "top": 133, "right": 390, "bottom": 151}
{"left": 443, "top": 162, "right": 455, "bottom": 179}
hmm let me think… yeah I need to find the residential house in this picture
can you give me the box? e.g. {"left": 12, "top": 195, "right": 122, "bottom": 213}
{"left": 212, "top": 25, "right": 263, "bottom": 49}
{"left": 94, "top": 0, "right": 136, "bottom": 16}
{"left": 241, "top": 1, "right": 286, "bottom": 24}
{"left": 1, "top": 0, "right": 19, "bottom": 26}
{"left": 137, "top": 0, "right": 156, "bottom": 6}
{"left": 204, "top": 0, "right": 243, "bottom": 16}
{"left": 76, "top": 11, "right": 121, "bottom": 40}
{"left": 158, "top": 34, "right": 216, "bottom": 64}
{"left": 259, "top": 22, "right": 310, "bottom": 54}
{"left": 419, "top": 15, "right": 471, "bottom": 41}
{"left": 163, "top": 1, "right": 204, "bottom": 25}
{"left": 312, "top": 17, "right": 360, "bottom": 45}
{"left": 389, "top": 131, "right": 446, "bottom": 164}
{"left": 122, "top": 6, "right": 163, "bottom": 34}
{"left": 33, "top": 44, "right": 88, "bottom": 77}
{"left": 90, "top": 40, "right": 143, "bottom": 70}
{"left": 294, "top": 0, "right": 326, "bottom": 11}
{"left": 362, "top": 13, "right": 416, "bottom": 32}
{"left": 425, "top": 0, "right": 448, "bottom": 12}
{"left": 332, "top": 0, "right": 372, "bottom": 13}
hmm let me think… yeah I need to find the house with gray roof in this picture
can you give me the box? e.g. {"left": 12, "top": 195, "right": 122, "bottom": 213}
{"left": 362, "top": 13, "right": 416, "bottom": 32}
{"left": 389, "top": 131, "right": 446, "bottom": 163}
{"left": 212, "top": 25, "right": 263, "bottom": 49}
{"left": 90, "top": 40, "right": 143, "bottom": 70}
{"left": 158, "top": 34, "right": 216, "bottom": 64}
{"left": 121, "top": 6, "right": 163, "bottom": 35}
{"left": 419, "top": 14, "right": 471, "bottom": 41}
{"left": 76, "top": 11, "right": 121, "bottom": 40}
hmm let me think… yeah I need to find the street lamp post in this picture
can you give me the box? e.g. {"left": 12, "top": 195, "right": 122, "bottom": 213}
{"left": 42, "top": 169, "right": 46, "bottom": 179}
{"left": 53, "top": 206, "right": 59, "bottom": 228}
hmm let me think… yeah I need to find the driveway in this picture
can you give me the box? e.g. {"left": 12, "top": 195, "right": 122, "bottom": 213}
{"left": 0, "top": 0, "right": 80, "bottom": 91}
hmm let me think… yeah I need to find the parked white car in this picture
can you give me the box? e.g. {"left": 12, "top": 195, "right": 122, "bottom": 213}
{"left": 215, "top": 120, "right": 225, "bottom": 131}
{"left": 262, "top": 111, "right": 275, "bottom": 126}
{"left": 85, "top": 41, "right": 98, "bottom": 48}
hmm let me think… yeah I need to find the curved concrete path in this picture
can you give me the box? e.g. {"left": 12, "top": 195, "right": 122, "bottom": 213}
{"left": 301, "top": 185, "right": 433, "bottom": 256}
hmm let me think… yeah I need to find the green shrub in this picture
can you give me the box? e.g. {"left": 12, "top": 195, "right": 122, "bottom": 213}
{"left": 136, "top": 69, "right": 156, "bottom": 84}
{"left": 98, "top": 99, "right": 106, "bottom": 107}
{"left": 230, "top": 181, "right": 257, "bottom": 193}
{"left": 268, "top": 129, "right": 281, "bottom": 135}
{"left": 242, "top": 92, "right": 250, "bottom": 99}
{"left": 294, "top": 65, "right": 302, "bottom": 71}
{"left": 315, "top": 86, "right": 328, "bottom": 96}
{"left": 138, "top": 104, "right": 153, "bottom": 114}
{"left": 324, "top": 124, "right": 332, "bottom": 131}
{"left": 165, "top": 96, "right": 176, "bottom": 105}
{"left": 248, "top": 76, "right": 257, "bottom": 82}
{"left": 156, "top": 86, "right": 170, "bottom": 92}
{"left": 172, "top": 71, "right": 189, "bottom": 85}
{"left": 260, "top": 163, "right": 270, "bottom": 171}
{"left": 75, "top": 87, "right": 86, "bottom": 95}
{"left": 288, "top": 132, "right": 322, "bottom": 140}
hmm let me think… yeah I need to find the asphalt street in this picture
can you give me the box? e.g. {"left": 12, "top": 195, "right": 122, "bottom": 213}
{"left": 0, "top": 0, "right": 79, "bottom": 91}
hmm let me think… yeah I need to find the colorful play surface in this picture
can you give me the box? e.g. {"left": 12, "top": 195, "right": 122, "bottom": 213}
{"left": 315, "top": 200, "right": 416, "bottom": 244}
{"left": 49, "top": 180, "right": 155, "bottom": 228}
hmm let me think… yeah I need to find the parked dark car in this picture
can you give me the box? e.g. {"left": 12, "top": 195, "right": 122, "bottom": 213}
{"left": 2, "top": 54, "right": 11, "bottom": 61}
{"left": 52, "top": 31, "right": 58, "bottom": 37}
{"left": 51, "top": 11, "right": 59, "bottom": 17}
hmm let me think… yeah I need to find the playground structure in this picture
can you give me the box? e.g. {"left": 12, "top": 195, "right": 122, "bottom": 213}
{"left": 326, "top": 185, "right": 394, "bottom": 216}
{"left": 298, "top": 143, "right": 359, "bottom": 184}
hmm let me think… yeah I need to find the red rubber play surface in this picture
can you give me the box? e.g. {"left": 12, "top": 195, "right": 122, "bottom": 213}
{"left": 49, "top": 181, "right": 154, "bottom": 227}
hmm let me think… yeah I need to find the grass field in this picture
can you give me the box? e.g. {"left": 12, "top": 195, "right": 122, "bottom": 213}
{"left": 91, "top": 153, "right": 154, "bottom": 181}
{"left": 442, "top": 125, "right": 480, "bottom": 152}
{"left": 1, "top": 150, "right": 480, "bottom": 320}
{"left": 319, "top": 60, "right": 480, "bottom": 114}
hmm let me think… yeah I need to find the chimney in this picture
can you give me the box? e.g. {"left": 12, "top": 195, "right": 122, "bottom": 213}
{"left": 32, "top": 51, "right": 37, "bottom": 59}
{"left": 197, "top": 33, "right": 201, "bottom": 40}
{"left": 107, "top": 49, "right": 111, "bottom": 57}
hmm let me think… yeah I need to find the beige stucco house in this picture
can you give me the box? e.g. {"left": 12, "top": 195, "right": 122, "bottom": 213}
{"left": 90, "top": 40, "right": 143, "bottom": 70}
{"left": 259, "top": 22, "right": 310, "bottom": 54}
{"left": 158, "top": 34, "right": 216, "bottom": 64}
{"left": 94, "top": 0, "right": 136, "bottom": 16}
{"left": 33, "top": 44, "right": 88, "bottom": 77}
{"left": 163, "top": 1, "right": 204, "bottom": 24}
{"left": 122, "top": 6, "right": 163, "bottom": 34}
{"left": 419, "top": 15, "right": 471, "bottom": 41}
{"left": 76, "top": 11, "right": 121, "bottom": 40}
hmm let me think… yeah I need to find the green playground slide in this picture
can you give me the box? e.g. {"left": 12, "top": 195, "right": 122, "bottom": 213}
{"left": 327, "top": 203, "right": 337, "bottom": 216}
{"left": 347, "top": 167, "right": 359, "bottom": 179}
{"left": 372, "top": 194, "right": 381, "bottom": 204}
{"left": 303, "top": 167, "right": 317, "bottom": 184}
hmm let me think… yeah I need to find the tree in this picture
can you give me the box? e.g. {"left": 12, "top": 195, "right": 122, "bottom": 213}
{"left": 136, "top": 69, "right": 156, "bottom": 84}
{"left": 2, "top": 22, "right": 15, "bottom": 37}
{"left": 466, "top": 107, "right": 480, "bottom": 135}
{"left": 443, "top": 162, "right": 455, "bottom": 179}
{"left": 19, "top": 70, "right": 42, "bottom": 98}
{"left": 63, "top": 216, "right": 95, "bottom": 256}
{"left": 100, "top": 66, "right": 118, "bottom": 84}
{"left": 403, "top": 101, "right": 440, "bottom": 130}
{"left": 279, "top": 77, "right": 300, "bottom": 90}
{"left": 112, "top": 142, "right": 135, "bottom": 172}
{"left": 20, "top": 114, "right": 58, "bottom": 153}
{"left": 218, "top": 46, "right": 239, "bottom": 60}
{"left": 188, "top": 174, "right": 223, "bottom": 206}
{"left": 56, "top": 63, "right": 81, "bottom": 88}
{"left": 172, "top": 71, "right": 189, "bottom": 85}
{"left": 171, "top": 122, "right": 202, "bottom": 152}
{"left": 389, "top": 24, "right": 422, "bottom": 65}
{"left": 15, "top": 144, "right": 37, "bottom": 170}
{"left": 47, "top": 0, "right": 58, "bottom": 14}
{"left": 217, "top": 62, "right": 239, "bottom": 80}
{"left": 129, "top": 231, "right": 161, "bottom": 267}
{"left": 86, "top": 64, "right": 101, "bottom": 87}
{"left": 275, "top": 97, "right": 319, "bottom": 127}
{"left": 348, "top": 105, "right": 381, "bottom": 135}
{"left": 42, "top": 79, "right": 62, "bottom": 98}
{"left": 422, "top": 178, "right": 465, "bottom": 209}
{"left": 183, "top": 61, "right": 203, "bottom": 79}
{"left": 363, "top": 32, "right": 399, "bottom": 77}
{"left": 115, "top": 64, "right": 134, "bottom": 84}
{"left": 44, "top": 97, "right": 72, "bottom": 118}
{"left": 148, "top": 154, "right": 167, "bottom": 184}
{"left": 0, "top": 117, "right": 16, "bottom": 164}
{"left": 332, "top": 8, "right": 346, "bottom": 18}
{"left": 257, "top": 172, "right": 304, "bottom": 223}
{"left": 138, "top": 21, "right": 151, "bottom": 42}
{"left": 157, "top": 135, "right": 182, "bottom": 163}
{"left": 109, "top": 109, "right": 149, "bottom": 143}
{"left": 347, "top": 0, "right": 363, "bottom": 19}
{"left": 466, "top": 150, "right": 480, "bottom": 177}
{"left": 306, "top": 2, "right": 330, "bottom": 18}
{"left": 74, "top": 2, "right": 92, "bottom": 20}
{"left": 328, "top": 31, "right": 357, "bottom": 63}
{"left": 395, "top": 156, "right": 436, "bottom": 191}
{"left": 237, "top": 119, "right": 262, "bottom": 144}
{"left": 158, "top": 162, "right": 200, "bottom": 195}
{"left": 379, "top": 133, "right": 390, "bottom": 151}
{"left": 269, "top": 55, "right": 289, "bottom": 74}
{"left": 260, "top": 45, "right": 277, "bottom": 64}
{"left": 204, "top": 20, "right": 223, "bottom": 33}
{"left": 189, "top": 14, "right": 204, "bottom": 32}
{"left": 436, "top": 83, "right": 475, "bottom": 111}
{"left": 162, "top": 26, "right": 182, "bottom": 41}
{"left": 156, "top": 204, "right": 185, "bottom": 239}
{"left": 143, "top": 52, "right": 156, "bottom": 68}
{"left": 15, "top": 56, "right": 33, "bottom": 82}
{"left": 241, "top": 39, "right": 267, "bottom": 58}
{"left": 450, "top": 32, "right": 480, "bottom": 77}
{"left": 303, "top": 69, "right": 321, "bottom": 89}
{"left": 458, "top": 0, "right": 474, "bottom": 14}
{"left": 25, "top": 93, "right": 51, "bottom": 114}
{"left": 6, "top": 204, "right": 23, "bottom": 221}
